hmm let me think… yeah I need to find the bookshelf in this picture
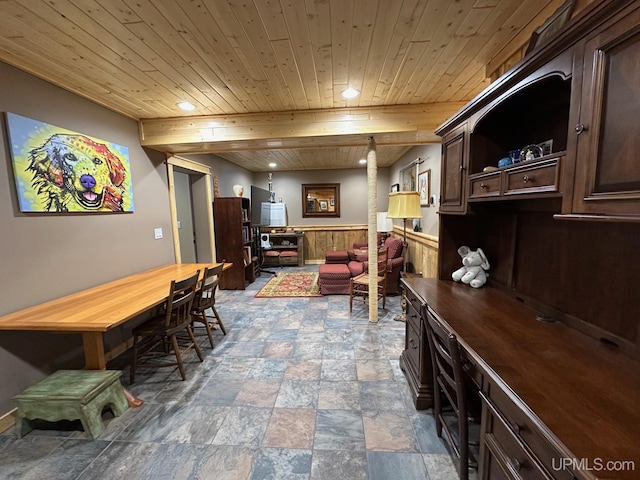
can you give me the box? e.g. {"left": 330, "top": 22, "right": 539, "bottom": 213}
{"left": 213, "top": 197, "right": 255, "bottom": 289}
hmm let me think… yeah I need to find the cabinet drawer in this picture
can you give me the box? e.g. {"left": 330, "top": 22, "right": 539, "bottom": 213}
{"left": 279, "top": 255, "right": 299, "bottom": 265}
{"left": 405, "top": 313, "right": 421, "bottom": 374}
{"left": 504, "top": 159, "right": 559, "bottom": 196}
{"left": 405, "top": 296, "right": 422, "bottom": 334}
{"left": 483, "top": 394, "right": 552, "bottom": 480}
{"left": 486, "top": 382, "right": 575, "bottom": 480}
{"left": 404, "top": 284, "right": 422, "bottom": 311}
{"left": 469, "top": 172, "right": 501, "bottom": 198}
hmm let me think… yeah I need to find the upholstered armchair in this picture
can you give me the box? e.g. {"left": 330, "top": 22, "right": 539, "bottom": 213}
{"left": 347, "top": 236, "right": 404, "bottom": 294}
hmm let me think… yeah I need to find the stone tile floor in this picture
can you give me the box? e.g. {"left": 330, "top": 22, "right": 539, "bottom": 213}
{"left": 0, "top": 265, "right": 475, "bottom": 480}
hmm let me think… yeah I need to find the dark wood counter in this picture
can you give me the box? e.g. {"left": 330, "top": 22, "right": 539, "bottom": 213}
{"left": 403, "top": 277, "right": 640, "bottom": 480}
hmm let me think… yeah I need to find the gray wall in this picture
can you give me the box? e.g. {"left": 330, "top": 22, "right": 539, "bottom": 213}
{"left": 390, "top": 144, "right": 442, "bottom": 237}
{"left": 0, "top": 62, "right": 175, "bottom": 414}
{"left": 187, "top": 154, "right": 393, "bottom": 226}
{"left": 251, "top": 168, "right": 391, "bottom": 225}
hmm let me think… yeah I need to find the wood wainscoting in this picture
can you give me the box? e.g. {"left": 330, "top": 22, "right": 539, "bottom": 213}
{"left": 273, "top": 225, "right": 439, "bottom": 278}
{"left": 401, "top": 229, "right": 439, "bottom": 278}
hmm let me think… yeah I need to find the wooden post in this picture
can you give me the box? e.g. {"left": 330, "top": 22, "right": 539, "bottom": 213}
{"left": 367, "top": 137, "right": 378, "bottom": 322}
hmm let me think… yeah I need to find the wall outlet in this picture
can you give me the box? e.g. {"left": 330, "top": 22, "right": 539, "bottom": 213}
{"left": 154, "top": 227, "right": 163, "bottom": 239}
{"left": 177, "top": 220, "right": 182, "bottom": 229}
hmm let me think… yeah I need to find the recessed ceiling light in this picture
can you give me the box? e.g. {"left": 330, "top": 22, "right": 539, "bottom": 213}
{"left": 341, "top": 87, "right": 359, "bottom": 99}
{"left": 269, "top": 162, "right": 277, "bottom": 168}
{"left": 177, "top": 101, "right": 196, "bottom": 111}
{"left": 359, "top": 159, "right": 367, "bottom": 165}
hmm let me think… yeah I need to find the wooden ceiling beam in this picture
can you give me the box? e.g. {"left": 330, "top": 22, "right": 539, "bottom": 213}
{"left": 138, "top": 103, "right": 465, "bottom": 153}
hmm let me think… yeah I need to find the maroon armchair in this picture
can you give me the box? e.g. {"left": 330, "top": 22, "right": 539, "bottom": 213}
{"left": 347, "top": 236, "right": 404, "bottom": 294}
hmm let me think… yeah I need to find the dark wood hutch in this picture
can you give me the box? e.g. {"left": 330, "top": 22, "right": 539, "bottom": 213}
{"left": 400, "top": 1, "right": 640, "bottom": 479}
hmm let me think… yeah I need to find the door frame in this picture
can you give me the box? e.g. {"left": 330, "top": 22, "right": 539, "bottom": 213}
{"left": 166, "top": 155, "right": 216, "bottom": 263}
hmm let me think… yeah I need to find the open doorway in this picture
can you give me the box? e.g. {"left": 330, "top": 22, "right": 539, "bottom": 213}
{"left": 166, "top": 156, "right": 216, "bottom": 263}
{"left": 173, "top": 171, "right": 197, "bottom": 262}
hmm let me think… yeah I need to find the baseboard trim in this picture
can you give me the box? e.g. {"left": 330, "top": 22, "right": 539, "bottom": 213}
{"left": 0, "top": 408, "right": 16, "bottom": 433}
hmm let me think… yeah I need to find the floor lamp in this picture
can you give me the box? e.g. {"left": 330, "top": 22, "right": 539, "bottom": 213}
{"left": 387, "top": 191, "right": 422, "bottom": 252}
{"left": 387, "top": 191, "right": 422, "bottom": 322}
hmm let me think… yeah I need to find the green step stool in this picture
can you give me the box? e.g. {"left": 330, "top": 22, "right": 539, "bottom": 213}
{"left": 13, "top": 369, "right": 128, "bottom": 439}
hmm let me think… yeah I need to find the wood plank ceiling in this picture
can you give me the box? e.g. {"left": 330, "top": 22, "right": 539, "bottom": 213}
{"left": 0, "top": 0, "right": 570, "bottom": 171}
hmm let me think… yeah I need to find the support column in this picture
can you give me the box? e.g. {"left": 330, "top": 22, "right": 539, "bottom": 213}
{"left": 366, "top": 137, "right": 378, "bottom": 323}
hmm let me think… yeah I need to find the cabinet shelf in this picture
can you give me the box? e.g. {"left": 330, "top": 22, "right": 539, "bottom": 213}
{"left": 261, "top": 232, "right": 304, "bottom": 267}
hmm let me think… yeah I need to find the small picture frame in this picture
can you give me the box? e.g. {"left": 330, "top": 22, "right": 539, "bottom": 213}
{"left": 539, "top": 139, "right": 553, "bottom": 156}
{"left": 391, "top": 183, "right": 400, "bottom": 193}
{"left": 329, "top": 197, "right": 334, "bottom": 206}
{"left": 525, "top": 0, "right": 575, "bottom": 55}
{"left": 418, "top": 169, "right": 431, "bottom": 207}
{"left": 319, "top": 200, "right": 328, "bottom": 210}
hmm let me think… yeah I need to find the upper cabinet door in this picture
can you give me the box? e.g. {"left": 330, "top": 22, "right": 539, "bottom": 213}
{"left": 572, "top": 6, "right": 640, "bottom": 219}
{"left": 439, "top": 124, "right": 468, "bottom": 214}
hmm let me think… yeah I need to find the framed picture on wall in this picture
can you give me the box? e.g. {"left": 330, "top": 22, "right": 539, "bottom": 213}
{"left": 5, "top": 112, "right": 134, "bottom": 213}
{"left": 399, "top": 162, "right": 418, "bottom": 191}
{"left": 418, "top": 169, "right": 431, "bottom": 206}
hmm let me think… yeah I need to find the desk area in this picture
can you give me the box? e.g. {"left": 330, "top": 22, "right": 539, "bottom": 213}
{"left": 0, "top": 263, "right": 230, "bottom": 405}
{"left": 401, "top": 277, "right": 640, "bottom": 480}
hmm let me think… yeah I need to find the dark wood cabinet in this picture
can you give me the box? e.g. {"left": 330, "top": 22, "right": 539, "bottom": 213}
{"left": 412, "top": 2, "right": 640, "bottom": 480}
{"left": 398, "top": 279, "right": 433, "bottom": 409}
{"left": 403, "top": 279, "right": 640, "bottom": 480}
{"left": 213, "top": 197, "right": 255, "bottom": 290}
{"left": 434, "top": 0, "right": 640, "bottom": 357}
{"left": 568, "top": 3, "right": 640, "bottom": 219}
{"left": 440, "top": 123, "right": 468, "bottom": 213}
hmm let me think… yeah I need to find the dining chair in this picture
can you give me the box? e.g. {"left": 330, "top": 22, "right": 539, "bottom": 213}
{"left": 129, "top": 270, "right": 203, "bottom": 384}
{"left": 423, "top": 304, "right": 480, "bottom": 480}
{"left": 190, "top": 264, "right": 226, "bottom": 348}
{"left": 349, "top": 249, "right": 388, "bottom": 312}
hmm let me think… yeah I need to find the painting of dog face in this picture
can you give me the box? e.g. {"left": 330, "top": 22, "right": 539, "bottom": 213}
{"left": 6, "top": 113, "right": 134, "bottom": 212}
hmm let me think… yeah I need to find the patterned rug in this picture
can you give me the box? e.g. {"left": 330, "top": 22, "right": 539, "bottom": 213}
{"left": 255, "top": 272, "right": 322, "bottom": 298}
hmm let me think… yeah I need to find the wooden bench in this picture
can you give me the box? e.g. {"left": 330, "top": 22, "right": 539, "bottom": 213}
{"left": 13, "top": 370, "right": 128, "bottom": 439}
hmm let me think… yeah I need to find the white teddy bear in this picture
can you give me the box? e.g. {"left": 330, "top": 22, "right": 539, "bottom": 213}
{"left": 452, "top": 246, "right": 490, "bottom": 288}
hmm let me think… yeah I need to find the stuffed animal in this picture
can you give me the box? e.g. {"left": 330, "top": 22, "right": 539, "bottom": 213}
{"left": 452, "top": 246, "right": 490, "bottom": 288}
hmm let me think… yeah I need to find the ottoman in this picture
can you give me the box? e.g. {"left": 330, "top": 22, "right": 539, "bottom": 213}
{"left": 13, "top": 370, "right": 128, "bottom": 439}
{"left": 318, "top": 263, "right": 351, "bottom": 295}
{"left": 325, "top": 250, "right": 349, "bottom": 264}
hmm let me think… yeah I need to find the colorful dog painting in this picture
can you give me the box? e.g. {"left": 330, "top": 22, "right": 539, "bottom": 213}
{"left": 6, "top": 113, "right": 134, "bottom": 212}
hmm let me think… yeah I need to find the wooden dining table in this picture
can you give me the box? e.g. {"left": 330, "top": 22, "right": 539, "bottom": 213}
{"left": 0, "top": 263, "right": 230, "bottom": 406}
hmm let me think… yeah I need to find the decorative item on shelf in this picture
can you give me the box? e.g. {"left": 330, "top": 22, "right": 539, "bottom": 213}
{"left": 484, "top": 166, "right": 499, "bottom": 172}
{"left": 508, "top": 149, "right": 521, "bottom": 164}
{"left": 520, "top": 144, "right": 544, "bottom": 162}
{"left": 267, "top": 173, "right": 276, "bottom": 203}
{"left": 233, "top": 184, "right": 244, "bottom": 197}
{"left": 498, "top": 157, "right": 512, "bottom": 168}
{"left": 451, "top": 246, "right": 490, "bottom": 288}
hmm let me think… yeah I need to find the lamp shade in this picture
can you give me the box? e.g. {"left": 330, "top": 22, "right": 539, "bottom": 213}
{"left": 387, "top": 191, "right": 421, "bottom": 219}
{"left": 376, "top": 212, "right": 393, "bottom": 232}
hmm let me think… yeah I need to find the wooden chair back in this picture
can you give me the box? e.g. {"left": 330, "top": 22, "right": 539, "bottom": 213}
{"left": 163, "top": 270, "right": 200, "bottom": 334}
{"left": 192, "top": 264, "right": 223, "bottom": 314}
{"left": 423, "top": 303, "right": 471, "bottom": 480}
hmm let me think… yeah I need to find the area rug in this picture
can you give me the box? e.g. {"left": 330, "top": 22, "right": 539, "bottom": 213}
{"left": 255, "top": 272, "right": 322, "bottom": 298}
